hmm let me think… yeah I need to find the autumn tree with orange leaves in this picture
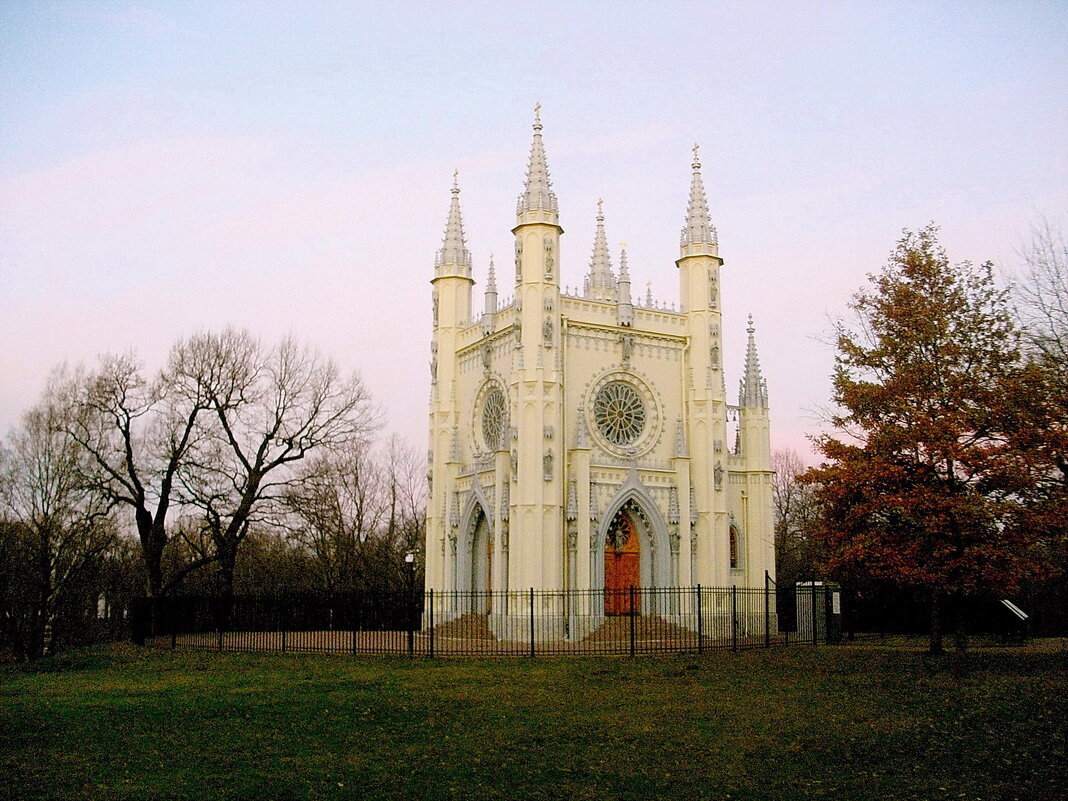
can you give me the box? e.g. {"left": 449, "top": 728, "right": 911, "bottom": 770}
{"left": 804, "top": 226, "right": 1054, "bottom": 655}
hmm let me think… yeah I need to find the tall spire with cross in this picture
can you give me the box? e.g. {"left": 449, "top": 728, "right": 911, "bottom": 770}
{"left": 584, "top": 199, "right": 616, "bottom": 302}
{"left": 516, "top": 103, "right": 559, "bottom": 224}
{"left": 436, "top": 170, "right": 472, "bottom": 276}
{"left": 680, "top": 143, "right": 718, "bottom": 255}
{"left": 739, "top": 314, "right": 769, "bottom": 408}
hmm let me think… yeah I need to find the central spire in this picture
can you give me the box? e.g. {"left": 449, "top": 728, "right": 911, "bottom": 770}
{"left": 516, "top": 103, "right": 559, "bottom": 225}
{"left": 584, "top": 199, "right": 615, "bottom": 302}
{"left": 680, "top": 143, "right": 718, "bottom": 256}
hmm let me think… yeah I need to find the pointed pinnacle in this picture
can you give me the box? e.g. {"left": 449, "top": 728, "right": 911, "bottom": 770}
{"left": 680, "top": 143, "right": 718, "bottom": 252}
{"left": 517, "top": 104, "right": 558, "bottom": 219}
{"left": 585, "top": 201, "right": 615, "bottom": 301}
{"left": 436, "top": 170, "right": 471, "bottom": 272}
{"left": 739, "top": 315, "right": 768, "bottom": 408}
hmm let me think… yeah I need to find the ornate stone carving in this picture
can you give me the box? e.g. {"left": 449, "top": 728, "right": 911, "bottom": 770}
{"left": 543, "top": 448, "right": 553, "bottom": 480}
{"left": 675, "top": 418, "right": 686, "bottom": 457}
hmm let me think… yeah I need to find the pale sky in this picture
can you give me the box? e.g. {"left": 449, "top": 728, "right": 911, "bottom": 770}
{"left": 2, "top": 1, "right": 1066, "bottom": 462}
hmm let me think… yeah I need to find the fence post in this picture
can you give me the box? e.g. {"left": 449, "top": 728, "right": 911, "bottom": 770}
{"left": 407, "top": 587, "right": 415, "bottom": 658}
{"left": 731, "top": 585, "right": 738, "bottom": 652}
{"left": 529, "top": 588, "right": 535, "bottom": 658}
{"left": 170, "top": 599, "right": 177, "bottom": 650}
{"left": 764, "top": 571, "right": 771, "bottom": 649}
{"left": 629, "top": 585, "right": 636, "bottom": 657}
{"left": 429, "top": 590, "right": 435, "bottom": 659}
{"left": 812, "top": 584, "right": 819, "bottom": 645}
{"left": 350, "top": 593, "right": 357, "bottom": 656}
{"left": 697, "top": 585, "right": 703, "bottom": 654}
{"left": 216, "top": 597, "right": 224, "bottom": 652}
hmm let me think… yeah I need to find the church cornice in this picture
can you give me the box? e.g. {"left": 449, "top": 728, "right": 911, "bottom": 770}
{"left": 455, "top": 322, "right": 517, "bottom": 356}
{"left": 564, "top": 322, "right": 687, "bottom": 348}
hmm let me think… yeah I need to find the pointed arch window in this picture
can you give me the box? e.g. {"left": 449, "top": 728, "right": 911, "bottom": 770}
{"left": 729, "top": 524, "right": 740, "bottom": 570}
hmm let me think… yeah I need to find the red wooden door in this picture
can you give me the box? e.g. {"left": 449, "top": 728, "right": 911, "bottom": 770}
{"left": 605, "top": 516, "right": 639, "bottom": 615}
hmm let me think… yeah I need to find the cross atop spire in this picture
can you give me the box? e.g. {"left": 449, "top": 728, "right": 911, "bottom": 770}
{"left": 739, "top": 314, "right": 769, "bottom": 408}
{"left": 435, "top": 170, "right": 471, "bottom": 275}
{"left": 516, "top": 103, "right": 559, "bottom": 224}
{"left": 584, "top": 199, "right": 615, "bottom": 302}
{"left": 680, "top": 143, "right": 718, "bottom": 255}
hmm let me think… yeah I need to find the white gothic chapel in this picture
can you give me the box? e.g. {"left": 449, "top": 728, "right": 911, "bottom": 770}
{"left": 425, "top": 108, "right": 774, "bottom": 631}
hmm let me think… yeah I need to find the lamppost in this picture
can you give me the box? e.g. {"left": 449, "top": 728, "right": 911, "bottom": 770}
{"left": 404, "top": 551, "right": 416, "bottom": 655}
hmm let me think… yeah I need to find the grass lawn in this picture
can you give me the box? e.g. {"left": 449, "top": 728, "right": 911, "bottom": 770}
{"left": 1, "top": 640, "right": 1064, "bottom": 801}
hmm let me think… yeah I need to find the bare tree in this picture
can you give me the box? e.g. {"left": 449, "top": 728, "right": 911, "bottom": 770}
{"left": 771, "top": 448, "right": 823, "bottom": 588}
{"left": 0, "top": 400, "right": 115, "bottom": 659}
{"left": 282, "top": 442, "right": 389, "bottom": 594}
{"left": 1018, "top": 218, "right": 1068, "bottom": 384}
{"left": 52, "top": 353, "right": 212, "bottom": 598}
{"left": 1011, "top": 219, "right": 1068, "bottom": 576}
{"left": 173, "top": 330, "right": 380, "bottom": 599}
{"left": 281, "top": 436, "right": 426, "bottom": 594}
{"left": 379, "top": 435, "right": 428, "bottom": 591}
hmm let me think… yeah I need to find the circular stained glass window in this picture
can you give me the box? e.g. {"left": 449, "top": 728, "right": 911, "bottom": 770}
{"left": 481, "top": 388, "right": 507, "bottom": 451}
{"left": 594, "top": 381, "right": 646, "bottom": 446}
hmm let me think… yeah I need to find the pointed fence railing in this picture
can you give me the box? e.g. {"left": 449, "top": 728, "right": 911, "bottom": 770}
{"left": 130, "top": 583, "right": 843, "bottom": 657}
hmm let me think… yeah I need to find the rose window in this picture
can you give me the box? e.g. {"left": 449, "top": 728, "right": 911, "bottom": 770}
{"left": 481, "top": 388, "right": 508, "bottom": 451}
{"left": 593, "top": 381, "right": 646, "bottom": 446}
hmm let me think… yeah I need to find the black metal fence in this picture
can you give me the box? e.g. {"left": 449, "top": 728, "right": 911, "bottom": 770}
{"left": 130, "top": 584, "right": 838, "bottom": 657}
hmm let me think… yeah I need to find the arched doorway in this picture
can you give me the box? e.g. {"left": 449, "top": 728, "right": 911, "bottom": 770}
{"left": 470, "top": 509, "right": 492, "bottom": 612}
{"left": 604, "top": 506, "right": 640, "bottom": 615}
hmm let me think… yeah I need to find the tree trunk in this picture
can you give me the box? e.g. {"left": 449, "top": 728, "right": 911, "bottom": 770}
{"left": 928, "top": 587, "right": 944, "bottom": 655}
{"left": 952, "top": 593, "right": 969, "bottom": 676}
{"left": 218, "top": 545, "right": 237, "bottom": 604}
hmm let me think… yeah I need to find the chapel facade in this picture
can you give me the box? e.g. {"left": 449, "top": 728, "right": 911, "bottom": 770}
{"left": 425, "top": 109, "right": 774, "bottom": 614}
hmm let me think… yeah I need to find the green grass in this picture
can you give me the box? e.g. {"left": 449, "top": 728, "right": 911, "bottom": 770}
{"left": 1, "top": 642, "right": 1065, "bottom": 801}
